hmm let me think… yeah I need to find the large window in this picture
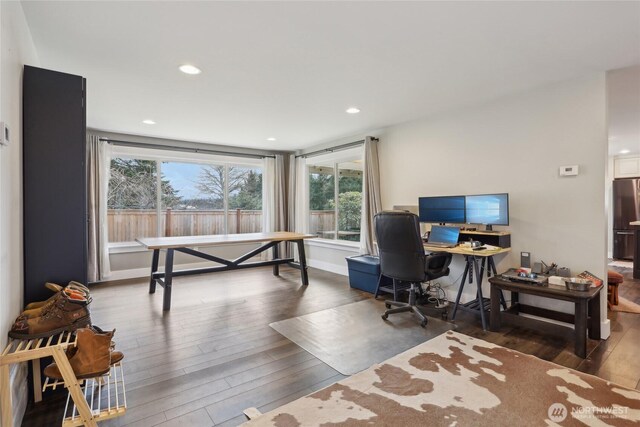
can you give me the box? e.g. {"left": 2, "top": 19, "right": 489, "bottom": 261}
{"left": 308, "top": 152, "right": 363, "bottom": 242}
{"left": 107, "top": 151, "right": 263, "bottom": 244}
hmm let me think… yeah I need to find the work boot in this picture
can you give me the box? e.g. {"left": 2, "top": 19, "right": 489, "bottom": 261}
{"left": 9, "top": 292, "right": 91, "bottom": 339}
{"left": 22, "top": 287, "right": 89, "bottom": 319}
{"left": 23, "top": 283, "right": 65, "bottom": 311}
{"left": 44, "top": 327, "right": 115, "bottom": 380}
{"left": 64, "top": 326, "right": 124, "bottom": 365}
{"left": 24, "top": 282, "right": 90, "bottom": 311}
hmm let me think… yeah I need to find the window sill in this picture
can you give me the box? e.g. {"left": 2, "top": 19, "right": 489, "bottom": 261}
{"left": 305, "top": 238, "right": 360, "bottom": 252}
{"left": 108, "top": 242, "right": 147, "bottom": 254}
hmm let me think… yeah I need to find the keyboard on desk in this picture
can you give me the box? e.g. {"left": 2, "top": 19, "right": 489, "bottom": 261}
{"left": 424, "top": 242, "right": 457, "bottom": 248}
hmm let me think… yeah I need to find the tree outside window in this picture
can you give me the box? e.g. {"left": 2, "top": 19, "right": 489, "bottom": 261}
{"left": 308, "top": 160, "right": 363, "bottom": 242}
{"left": 107, "top": 157, "right": 263, "bottom": 243}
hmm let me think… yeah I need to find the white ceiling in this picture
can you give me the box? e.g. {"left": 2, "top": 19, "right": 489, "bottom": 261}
{"left": 607, "top": 65, "right": 640, "bottom": 156}
{"left": 21, "top": 1, "right": 640, "bottom": 151}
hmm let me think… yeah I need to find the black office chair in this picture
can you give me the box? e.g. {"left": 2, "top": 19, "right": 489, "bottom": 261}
{"left": 374, "top": 211, "right": 452, "bottom": 327}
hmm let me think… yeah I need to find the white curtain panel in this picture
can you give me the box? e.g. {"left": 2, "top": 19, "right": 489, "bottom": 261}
{"left": 286, "top": 154, "right": 297, "bottom": 257}
{"left": 287, "top": 154, "right": 297, "bottom": 234}
{"left": 99, "top": 142, "right": 112, "bottom": 279}
{"left": 87, "top": 134, "right": 112, "bottom": 281}
{"left": 261, "top": 156, "right": 276, "bottom": 261}
{"left": 263, "top": 155, "right": 287, "bottom": 259}
{"left": 293, "top": 156, "right": 310, "bottom": 234}
{"left": 273, "top": 154, "right": 287, "bottom": 233}
{"left": 360, "top": 136, "right": 383, "bottom": 255}
{"left": 262, "top": 156, "right": 276, "bottom": 233}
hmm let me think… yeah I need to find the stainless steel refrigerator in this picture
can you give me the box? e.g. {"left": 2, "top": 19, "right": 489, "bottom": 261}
{"left": 613, "top": 178, "right": 640, "bottom": 260}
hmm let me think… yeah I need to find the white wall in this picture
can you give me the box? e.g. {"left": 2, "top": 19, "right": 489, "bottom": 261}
{"left": 377, "top": 73, "right": 609, "bottom": 335}
{"left": 0, "top": 2, "right": 40, "bottom": 425}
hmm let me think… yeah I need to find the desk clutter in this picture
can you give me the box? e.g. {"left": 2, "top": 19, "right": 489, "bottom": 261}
{"left": 1, "top": 281, "right": 127, "bottom": 426}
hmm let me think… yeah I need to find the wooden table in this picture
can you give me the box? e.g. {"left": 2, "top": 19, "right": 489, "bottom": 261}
{"left": 488, "top": 276, "right": 602, "bottom": 358}
{"left": 137, "top": 232, "right": 316, "bottom": 310}
{"left": 424, "top": 245, "right": 511, "bottom": 330}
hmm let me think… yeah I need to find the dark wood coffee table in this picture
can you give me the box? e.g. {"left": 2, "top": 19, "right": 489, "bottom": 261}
{"left": 488, "top": 276, "right": 602, "bottom": 358}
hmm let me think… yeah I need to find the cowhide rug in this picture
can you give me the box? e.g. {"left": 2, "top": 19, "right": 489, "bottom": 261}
{"left": 243, "top": 331, "right": 640, "bottom": 426}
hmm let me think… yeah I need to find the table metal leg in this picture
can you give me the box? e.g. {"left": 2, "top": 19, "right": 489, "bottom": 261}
{"left": 575, "top": 300, "right": 588, "bottom": 358}
{"left": 490, "top": 284, "right": 501, "bottom": 331}
{"left": 273, "top": 243, "right": 280, "bottom": 276}
{"left": 296, "top": 240, "right": 309, "bottom": 286}
{"left": 451, "top": 256, "right": 471, "bottom": 320}
{"left": 149, "top": 249, "right": 160, "bottom": 294}
{"left": 163, "top": 249, "right": 174, "bottom": 311}
{"left": 473, "top": 256, "right": 488, "bottom": 330}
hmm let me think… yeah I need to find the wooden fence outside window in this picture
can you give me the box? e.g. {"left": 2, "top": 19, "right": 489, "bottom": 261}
{"left": 107, "top": 209, "right": 338, "bottom": 242}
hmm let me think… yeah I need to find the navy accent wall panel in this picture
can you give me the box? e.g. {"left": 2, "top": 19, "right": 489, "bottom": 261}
{"left": 23, "top": 66, "right": 87, "bottom": 305}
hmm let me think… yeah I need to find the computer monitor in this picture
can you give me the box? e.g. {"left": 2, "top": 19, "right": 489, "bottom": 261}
{"left": 465, "top": 193, "right": 509, "bottom": 230}
{"left": 418, "top": 196, "right": 466, "bottom": 224}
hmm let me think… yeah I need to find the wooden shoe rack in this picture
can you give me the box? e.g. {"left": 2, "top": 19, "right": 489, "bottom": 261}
{"left": 0, "top": 332, "right": 126, "bottom": 426}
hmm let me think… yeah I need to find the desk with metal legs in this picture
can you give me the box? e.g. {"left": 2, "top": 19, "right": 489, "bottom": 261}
{"left": 424, "top": 245, "right": 511, "bottom": 330}
{"left": 137, "top": 232, "right": 315, "bottom": 311}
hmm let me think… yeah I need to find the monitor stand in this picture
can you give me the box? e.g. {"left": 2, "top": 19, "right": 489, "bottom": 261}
{"left": 484, "top": 225, "right": 499, "bottom": 233}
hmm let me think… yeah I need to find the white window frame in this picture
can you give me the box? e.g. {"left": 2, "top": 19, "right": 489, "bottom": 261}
{"left": 107, "top": 145, "right": 264, "bottom": 251}
{"left": 305, "top": 147, "right": 364, "bottom": 247}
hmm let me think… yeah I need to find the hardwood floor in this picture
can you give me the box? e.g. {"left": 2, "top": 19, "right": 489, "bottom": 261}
{"left": 21, "top": 265, "right": 640, "bottom": 426}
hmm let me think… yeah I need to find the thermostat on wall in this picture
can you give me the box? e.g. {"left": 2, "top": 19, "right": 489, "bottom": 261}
{"left": 559, "top": 165, "right": 579, "bottom": 176}
{"left": 0, "top": 122, "right": 8, "bottom": 146}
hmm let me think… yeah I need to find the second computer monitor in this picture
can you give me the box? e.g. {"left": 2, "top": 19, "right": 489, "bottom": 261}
{"left": 465, "top": 193, "right": 509, "bottom": 227}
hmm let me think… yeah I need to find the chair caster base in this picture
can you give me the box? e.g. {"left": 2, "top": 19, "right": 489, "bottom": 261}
{"left": 385, "top": 303, "right": 391, "bottom": 309}
{"left": 420, "top": 319, "right": 428, "bottom": 328}
{"left": 381, "top": 314, "right": 388, "bottom": 320}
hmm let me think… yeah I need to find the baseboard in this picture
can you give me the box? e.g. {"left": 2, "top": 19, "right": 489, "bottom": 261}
{"left": 307, "top": 259, "right": 349, "bottom": 276}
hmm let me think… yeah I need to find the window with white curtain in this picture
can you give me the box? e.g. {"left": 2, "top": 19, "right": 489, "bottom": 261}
{"left": 107, "top": 146, "right": 263, "bottom": 245}
{"left": 306, "top": 147, "right": 364, "bottom": 242}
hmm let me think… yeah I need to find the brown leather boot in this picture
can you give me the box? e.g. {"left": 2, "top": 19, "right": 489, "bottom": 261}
{"left": 44, "top": 327, "right": 113, "bottom": 380}
{"left": 65, "top": 326, "right": 124, "bottom": 365}
{"left": 23, "top": 283, "right": 64, "bottom": 310}
{"left": 23, "top": 282, "right": 90, "bottom": 314}
{"left": 22, "top": 288, "right": 89, "bottom": 319}
{"left": 9, "top": 292, "right": 91, "bottom": 339}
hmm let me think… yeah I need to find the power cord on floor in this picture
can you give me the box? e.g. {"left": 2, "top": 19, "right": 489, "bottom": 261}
{"left": 420, "top": 281, "right": 449, "bottom": 309}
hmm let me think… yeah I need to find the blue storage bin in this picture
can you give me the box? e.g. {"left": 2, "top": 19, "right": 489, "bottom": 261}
{"left": 346, "top": 255, "right": 392, "bottom": 294}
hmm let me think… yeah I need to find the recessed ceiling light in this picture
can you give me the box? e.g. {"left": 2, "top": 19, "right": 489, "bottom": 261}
{"left": 179, "top": 64, "right": 201, "bottom": 75}
{"left": 266, "top": 137, "right": 277, "bottom": 142}
{"left": 620, "top": 149, "right": 631, "bottom": 154}
{"left": 346, "top": 107, "right": 360, "bottom": 114}
{"left": 142, "top": 119, "right": 156, "bottom": 125}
